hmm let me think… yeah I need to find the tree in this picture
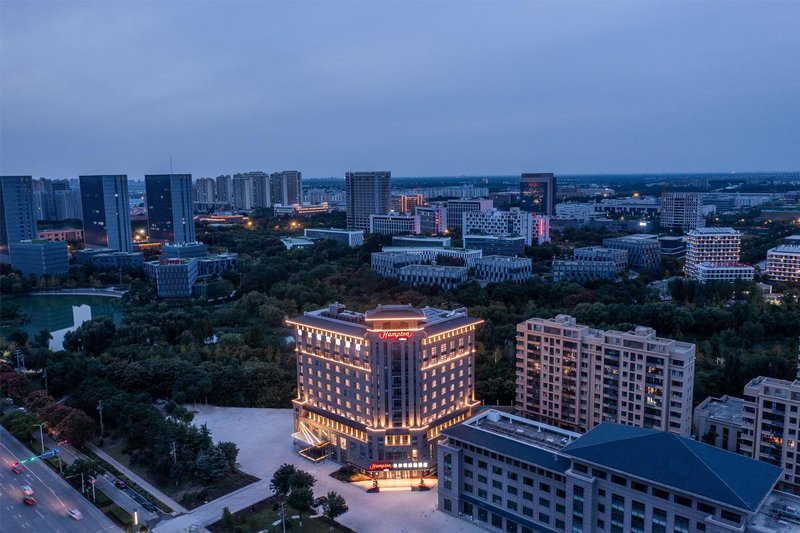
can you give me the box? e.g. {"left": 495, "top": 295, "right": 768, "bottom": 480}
{"left": 217, "top": 441, "right": 239, "bottom": 470}
{"left": 0, "top": 371, "right": 28, "bottom": 402}
{"left": 289, "top": 469, "right": 316, "bottom": 491}
{"left": 63, "top": 317, "right": 116, "bottom": 356}
{"left": 65, "top": 458, "right": 105, "bottom": 478}
{"left": 55, "top": 408, "right": 95, "bottom": 448}
{"left": 195, "top": 446, "right": 229, "bottom": 484}
{"left": 270, "top": 463, "right": 296, "bottom": 496}
{"left": 322, "top": 491, "right": 348, "bottom": 519}
{"left": 221, "top": 507, "right": 235, "bottom": 532}
{"left": 34, "top": 329, "right": 52, "bottom": 349}
{"left": 24, "top": 390, "right": 55, "bottom": 414}
{"left": 701, "top": 428, "right": 719, "bottom": 445}
{"left": 2, "top": 411, "right": 38, "bottom": 442}
{"left": 286, "top": 485, "right": 314, "bottom": 526}
{"left": 7, "top": 330, "right": 29, "bottom": 346}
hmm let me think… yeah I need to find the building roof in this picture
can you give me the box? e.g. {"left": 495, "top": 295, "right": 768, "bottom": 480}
{"left": 695, "top": 395, "right": 744, "bottom": 426}
{"left": 364, "top": 304, "right": 426, "bottom": 321}
{"left": 563, "top": 423, "right": 782, "bottom": 511}
{"left": 687, "top": 227, "right": 741, "bottom": 236}
{"left": 286, "top": 314, "right": 367, "bottom": 338}
{"left": 768, "top": 244, "right": 800, "bottom": 254}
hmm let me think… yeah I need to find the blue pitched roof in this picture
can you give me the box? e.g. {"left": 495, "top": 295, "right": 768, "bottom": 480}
{"left": 442, "top": 423, "right": 572, "bottom": 474}
{"left": 563, "top": 423, "right": 782, "bottom": 511}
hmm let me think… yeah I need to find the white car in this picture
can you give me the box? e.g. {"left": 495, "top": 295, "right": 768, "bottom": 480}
{"left": 21, "top": 485, "right": 34, "bottom": 496}
{"left": 67, "top": 508, "right": 83, "bottom": 520}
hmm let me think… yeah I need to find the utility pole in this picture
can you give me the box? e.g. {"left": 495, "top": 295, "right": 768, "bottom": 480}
{"left": 97, "top": 400, "right": 104, "bottom": 437}
{"left": 43, "top": 369, "right": 48, "bottom": 393}
{"left": 90, "top": 476, "right": 96, "bottom": 502}
{"left": 33, "top": 423, "right": 45, "bottom": 453}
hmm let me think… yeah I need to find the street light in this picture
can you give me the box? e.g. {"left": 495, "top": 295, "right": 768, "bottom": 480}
{"left": 33, "top": 423, "right": 45, "bottom": 454}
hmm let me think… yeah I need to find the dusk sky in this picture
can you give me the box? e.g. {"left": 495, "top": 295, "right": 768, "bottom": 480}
{"left": 1, "top": 1, "right": 799, "bottom": 178}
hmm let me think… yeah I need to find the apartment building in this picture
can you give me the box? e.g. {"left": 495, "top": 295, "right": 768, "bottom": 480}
{"left": 765, "top": 245, "right": 800, "bottom": 283}
{"left": 515, "top": 314, "right": 695, "bottom": 437}
{"left": 741, "top": 377, "right": 800, "bottom": 494}
{"left": 345, "top": 171, "right": 391, "bottom": 231}
{"left": 684, "top": 227, "right": 743, "bottom": 279}
{"left": 415, "top": 204, "right": 448, "bottom": 234}
{"left": 288, "top": 304, "right": 483, "bottom": 477}
{"left": 438, "top": 409, "right": 782, "bottom": 533}
{"left": 660, "top": 192, "right": 705, "bottom": 230}
{"left": 693, "top": 395, "right": 744, "bottom": 453}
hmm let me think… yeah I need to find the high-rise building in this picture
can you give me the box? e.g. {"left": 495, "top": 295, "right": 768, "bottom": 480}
{"left": 445, "top": 199, "right": 493, "bottom": 234}
{"left": 247, "top": 172, "right": 271, "bottom": 208}
{"left": 438, "top": 409, "right": 783, "bottom": 533}
{"left": 271, "top": 170, "right": 302, "bottom": 206}
{"left": 80, "top": 175, "right": 133, "bottom": 252}
{"left": 215, "top": 175, "right": 232, "bottom": 204}
{"left": 765, "top": 245, "right": 800, "bottom": 283}
{"left": 193, "top": 178, "right": 216, "bottom": 204}
{"left": 53, "top": 189, "right": 82, "bottom": 221}
{"left": 288, "top": 303, "right": 482, "bottom": 477}
{"left": 0, "top": 176, "right": 38, "bottom": 261}
{"left": 660, "top": 192, "right": 705, "bottom": 230}
{"left": 345, "top": 171, "right": 391, "bottom": 231}
{"left": 684, "top": 227, "right": 742, "bottom": 279}
{"left": 516, "top": 314, "right": 695, "bottom": 436}
{"left": 520, "top": 172, "right": 555, "bottom": 216}
{"left": 741, "top": 376, "right": 800, "bottom": 494}
{"left": 145, "top": 174, "right": 195, "bottom": 244}
{"left": 231, "top": 174, "right": 254, "bottom": 209}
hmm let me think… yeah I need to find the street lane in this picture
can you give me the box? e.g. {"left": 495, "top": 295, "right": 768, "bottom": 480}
{"left": 0, "top": 426, "right": 120, "bottom": 533}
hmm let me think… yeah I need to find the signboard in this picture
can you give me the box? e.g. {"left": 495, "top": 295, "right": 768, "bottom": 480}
{"left": 368, "top": 462, "right": 393, "bottom": 471}
{"left": 368, "top": 461, "right": 430, "bottom": 471}
{"left": 39, "top": 449, "right": 58, "bottom": 459}
{"left": 378, "top": 331, "right": 412, "bottom": 341}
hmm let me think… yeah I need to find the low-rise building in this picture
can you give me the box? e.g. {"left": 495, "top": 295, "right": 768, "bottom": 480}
{"left": 603, "top": 234, "right": 661, "bottom": 271}
{"left": 9, "top": 240, "right": 69, "bottom": 276}
{"left": 694, "top": 263, "right": 755, "bottom": 283}
{"left": 280, "top": 237, "right": 315, "bottom": 250}
{"left": 765, "top": 245, "right": 800, "bottom": 283}
{"left": 415, "top": 204, "right": 448, "bottom": 234}
{"left": 398, "top": 264, "right": 469, "bottom": 290}
{"left": 36, "top": 228, "right": 83, "bottom": 242}
{"left": 198, "top": 252, "right": 239, "bottom": 277}
{"left": 595, "top": 195, "right": 660, "bottom": 219}
{"left": 474, "top": 256, "right": 533, "bottom": 284}
{"left": 161, "top": 241, "right": 208, "bottom": 259}
{"left": 86, "top": 251, "right": 144, "bottom": 270}
{"left": 380, "top": 246, "right": 483, "bottom": 267}
{"left": 659, "top": 236, "right": 686, "bottom": 259}
{"left": 392, "top": 235, "right": 451, "bottom": 248}
{"left": 369, "top": 213, "right": 421, "bottom": 235}
{"left": 274, "top": 202, "right": 332, "bottom": 217}
{"left": 144, "top": 258, "right": 198, "bottom": 298}
{"left": 304, "top": 228, "right": 364, "bottom": 247}
{"left": 446, "top": 199, "right": 493, "bottom": 234}
{"left": 463, "top": 207, "right": 549, "bottom": 245}
{"left": 370, "top": 251, "right": 424, "bottom": 278}
{"left": 438, "top": 409, "right": 783, "bottom": 533}
{"left": 693, "top": 395, "right": 744, "bottom": 453}
{"left": 463, "top": 234, "right": 526, "bottom": 257}
{"left": 573, "top": 246, "right": 629, "bottom": 270}
{"left": 552, "top": 259, "right": 620, "bottom": 283}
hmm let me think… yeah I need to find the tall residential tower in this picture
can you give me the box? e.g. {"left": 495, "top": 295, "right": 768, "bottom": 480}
{"left": 345, "top": 171, "right": 391, "bottom": 231}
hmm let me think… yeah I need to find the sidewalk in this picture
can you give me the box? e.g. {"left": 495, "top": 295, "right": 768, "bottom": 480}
{"left": 87, "top": 442, "right": 189, "bottom": 513}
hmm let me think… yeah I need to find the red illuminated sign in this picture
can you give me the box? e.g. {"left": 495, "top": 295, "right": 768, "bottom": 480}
{"left": 378, "top": 331, "right": 412, "bottom": 341}
{"left": 369, "top": 462, "right": 393, "bottom": 471}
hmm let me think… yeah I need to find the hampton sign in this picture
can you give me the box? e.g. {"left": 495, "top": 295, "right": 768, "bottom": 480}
{"left": 377, "top": 331, "right": 412, "bottom": 341}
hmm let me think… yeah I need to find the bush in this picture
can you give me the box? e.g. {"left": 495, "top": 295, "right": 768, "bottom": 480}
{"left": 106, "top": 504, "right": 133, "bottom": 527}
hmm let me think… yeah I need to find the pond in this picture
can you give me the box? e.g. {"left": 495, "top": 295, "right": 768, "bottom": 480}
{"left": 1, "top": 294, "right": 125, "bottom": 351}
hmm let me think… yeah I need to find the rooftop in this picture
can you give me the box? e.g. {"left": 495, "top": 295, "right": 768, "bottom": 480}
{"left": 607, "top": 233, "right": 659, "bottom": 241}
{"left": 364, "top": 304, "right": 426, "bottom": 321}
{"left": 696, "top": 395, "right": 744, "bottom": 425}
{"left": 769, "top": 245, "right": 800, "bottom": 254}
{"left": 564, "top": 423, "right": 782, "bottom": 511}
{"left": 688, "top": 227, "right": 741, "bottom": 236}
{"left": 750, "top": 490, "right": 800, "bottom": 533}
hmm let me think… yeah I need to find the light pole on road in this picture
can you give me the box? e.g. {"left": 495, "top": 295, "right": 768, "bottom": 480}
{"left": 33, "top": 423, "right": 45, "bottom": 453}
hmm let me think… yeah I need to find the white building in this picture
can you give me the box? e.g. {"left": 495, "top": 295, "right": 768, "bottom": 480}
{"left": 369, "top": 213, "right": 421, "bottom": 235}
{"left": 765, "top": 244, "right": 800, "bottom": 282}
{"left": 463, "top": 207, "right": 549, "bottom": 245}
{"left": 381, "top": 246, "right": 482, "bottom": 267}
{"left": 414, "top": 204, "right": 448, "bottom": 234}
{"left": 474, "top": 256, "right": 533, "bottom": 284}
{"left": 660, "top": 192, "right": 705, "bottom": 230}
{"left": 398, "top": 264, "right": 469, "bottom": 290}
{"left": 304, "top": 228, "right": 364, "bottom": 247}
{"left": 694, "top": 263, "right": 755, "bottom": 283}
{"left": 684, "top": 227, "right": 743, "bottom": 279}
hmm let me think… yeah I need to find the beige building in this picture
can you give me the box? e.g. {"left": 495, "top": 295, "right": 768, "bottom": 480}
{"left": 288, "top": 303, "right": 482, "bottom": 478}
{"left": 741, "top": 376, "right": 800, "bottom": 495}
{"left": 765, "top": 245, "right": 800, "bottom": 283}
{"left": 684, "top": 227, "right": 743, "bottom": 279}
{"left": 515, "top": 314, "right": 695, "bottom": 437}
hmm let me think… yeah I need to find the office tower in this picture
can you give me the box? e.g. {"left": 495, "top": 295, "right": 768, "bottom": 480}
{"left": 194, "top": 178, "right": 216, "bottom": 204}
{"left": 765, "top": 245, "right": 800, "bottom": 282}
{"left": 520, "top": 172, "right": 555, "bottom": 215}
{"left": 0, "top": 176, "right": 38, "bottom": 260}
{"left": 684, "top": 227, "right": 742, "bottom": 279}
{"left": 231, "top": 174, "right": 254, "bottom": 209}
{"left": 462, "top": 207, "right": 549, "bottom": 245}
{"left": 445, "top": 199, "right": 493, "bottom": 234}
{"left": 80, "top": 175, "right": 133, "bottom": 252}
{"left": 516, "top": 314, "right": 695, "bottom": 436}
{"left": 53, "top": 189, "right": 82, "bottom": 221}
{"left": 660, "top": 192, "right": 705, "bottom": 230}
{"left": 438, "top": 409, "right": 782, "bottom": 533}
{"left": 345, "top": 171, "right": 391, "bottom": 231}
{"left": 145, "top": 174, "right": 195, "bottom": 244}
{"left": 741, "top": 377, "right": 800, "bottom": 494}
{"left": 9, "top": 240, "right": 69, "bottom": 276}
{"left": 246, "top": 172, "right": 271, "bottom": 208}
{"left": 415, "top": 204, "right": 448, "bottom": 235}
{"left": 271, "top": 170, "right": 302, "bottom": 206}
{"left": 215, "top": 174, "right": 232, "bottom": 204}
{"left": 288, "top": 303, "right": 482, "bottom": 476}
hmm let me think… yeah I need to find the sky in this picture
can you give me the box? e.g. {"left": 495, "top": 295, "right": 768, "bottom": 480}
{"left": 1, "top": 1, "right": 799, "bottom": 179}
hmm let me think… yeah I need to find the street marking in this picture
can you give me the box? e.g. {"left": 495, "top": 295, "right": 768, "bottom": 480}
{"left": 1, "top": 437, "right": 67, "bottom": 507}
{"left": 35, "top": 509, "right": 45, "bottom": 518}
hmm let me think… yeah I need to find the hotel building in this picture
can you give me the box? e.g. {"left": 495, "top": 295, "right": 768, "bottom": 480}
{"left": 765, "top": 245, "right": 800, "bottom": 283}
{"left": 684, "top": 227, "right": 743, "bottom": 279}
{"left": 516, "top": 315, "right": 695, "bottom": 437}
{"left": 288, "top": 303, "right": 482, "bottom": 477}
{"left": 438, "top": 409, "right": 782, "bottom": 533}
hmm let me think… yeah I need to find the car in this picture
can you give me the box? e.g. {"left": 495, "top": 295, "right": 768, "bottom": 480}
{"left": 114, "top": 479, "right": 127, "bottom": 489}
{"left": 21, "top": 485, "right": 34, "bottom": 496}
{"left": 67, "top": 508, "right": 83, "bottom": 520}
{"left": 23, "top": 496, "right": 37, "bottom": 506}
{"left": 11, "top": 464, "right": 23, "bottom": 474}
{"left": 142, "top": 502, "right": 158, "bottom": 513}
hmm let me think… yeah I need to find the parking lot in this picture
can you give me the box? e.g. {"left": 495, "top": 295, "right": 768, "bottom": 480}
{"left": 189, "top": 405, "right": 482, "bottom": 533}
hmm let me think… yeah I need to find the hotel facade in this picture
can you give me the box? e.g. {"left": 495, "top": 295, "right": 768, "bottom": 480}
{"left": 288, "top": 303, "right": 482, "bottom": 478}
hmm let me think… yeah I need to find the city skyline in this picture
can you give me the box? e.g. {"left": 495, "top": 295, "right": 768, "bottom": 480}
{"left": 2, "top": 1, "right": 799, "bottom": 177}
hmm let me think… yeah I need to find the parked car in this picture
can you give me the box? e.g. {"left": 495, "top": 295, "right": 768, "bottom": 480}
{"left": 21, "top": 485, "right": 34, "bottom": 496}
{"left": 142, "top": 502, "right": 158, "bottom": 513}
{"left": 23, "top": 496, "right": 37, "bottom": 506}
{"left": 67, "top": 508, "right": 83, "bottom": 520}
{"left": 114, "top": 479, "right": 127, "bottom": 489}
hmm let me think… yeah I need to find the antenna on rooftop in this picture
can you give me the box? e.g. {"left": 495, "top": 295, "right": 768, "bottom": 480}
{"left": 170, "top": 154, "right": 173, "bottom": 175}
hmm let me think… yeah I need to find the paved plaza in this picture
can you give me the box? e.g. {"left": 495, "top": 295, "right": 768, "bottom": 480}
{"left": 154, "top": 406, "right": 482, "bottom": 533}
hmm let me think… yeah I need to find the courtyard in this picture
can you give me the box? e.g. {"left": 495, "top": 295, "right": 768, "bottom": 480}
{"left": 184, "top": 405, "right": 483, "bottom": 533}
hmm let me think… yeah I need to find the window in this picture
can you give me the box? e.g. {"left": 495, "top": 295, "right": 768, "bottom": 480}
{"left": 652, "top": 487, "right": 669, "bottom": 500}
{"left": 523, "top": 491, "right": 533, "bottom": 501}
{"left": 539, "top": 513, "right": 550, "bottom": 524}
{"left": 673, "top": 494, "right": 692, "bottom": 508}
{"left": 492, "top": 513, "right": 503, "bottom": 528}
{"left": 720, "top": 510, "right": 741, "bottom": 524}
{"left": 674, "top": 516, "right": 689, "bottom": 533}
{"left": 573, "top": 463, "right": 588, "bottom": 473}
{"left": 493, "top": 466, "right": 503, "bottom": 475}
{"left": 443, "top": 499, "right": 452, "bottom": 512}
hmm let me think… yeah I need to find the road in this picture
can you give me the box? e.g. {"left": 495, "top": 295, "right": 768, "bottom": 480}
{"left": 0, "top": 426, "right": 120, "bottom": 533}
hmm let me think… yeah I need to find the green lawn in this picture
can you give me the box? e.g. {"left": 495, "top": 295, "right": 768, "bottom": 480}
{"left": 208, "top": 497, "right": 353, "bottom": 533}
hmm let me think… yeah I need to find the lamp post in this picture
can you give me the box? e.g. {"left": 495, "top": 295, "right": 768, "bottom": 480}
{"left": 33, "top": 423, "right": 45, "bottom": 453}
